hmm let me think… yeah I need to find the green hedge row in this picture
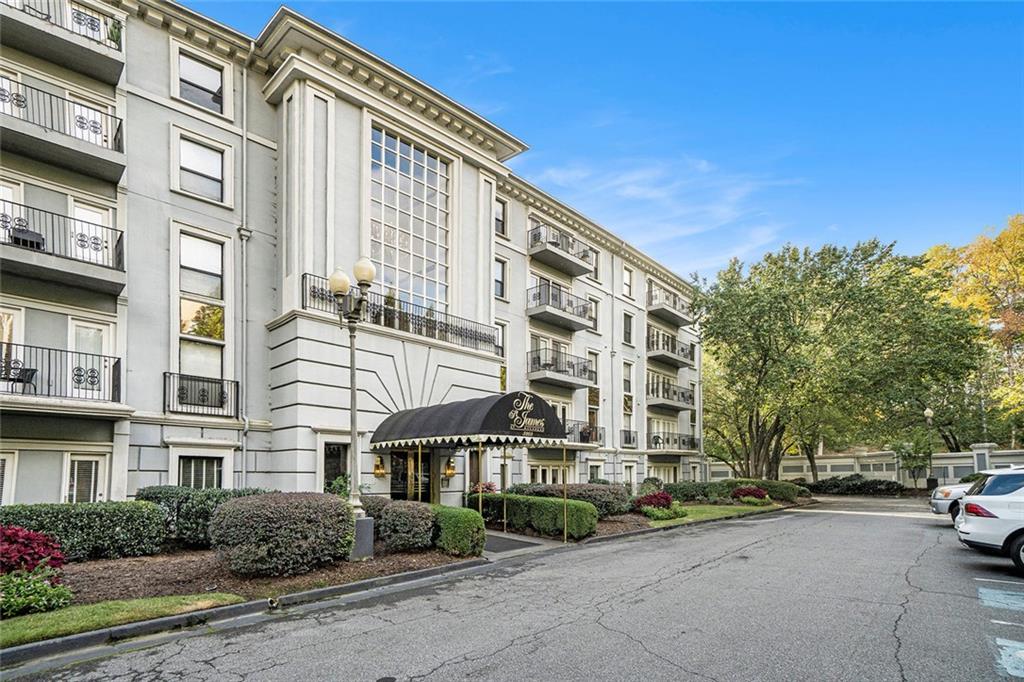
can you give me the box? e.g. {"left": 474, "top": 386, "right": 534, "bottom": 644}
{"left": 663, "top": 479, "right": 808, "bottom": 503}
{"left": 432, "top": 505, "right": 486, "bottom": 556}
{"left": 469, "top": 493, "right": 597, "bottom": 540}
{"left": 505, "top": 483, "right": 630, "bottom": 519}
{"left": 0, "top": 501, "right": 164, "bottom": 562}
{"left": 135, "top": 486, "right": 270, "bottom": 547}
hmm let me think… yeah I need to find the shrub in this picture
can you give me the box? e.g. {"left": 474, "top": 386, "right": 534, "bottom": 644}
{"left": 361, "top": 495, "right": 392, "bottom": 519}
{"left": 632, "top": 491, "right": 673, "bottom": 511}
{"left": 589, "top": 477, "right": 611, "bottom": 485}
{"left": 664, "top": 481, "right": 733, "bottom": 501}
{"left": 805, "top": 474, "right": 904, "bottom": 496}
{"left": 638, "top": 477, "right": 663, "bottom": 495}
{"left": 471, "top": 482, "right": 498, "bottom": 494}
{"left": 380, "top": 501, "right": 436, "bottom": 553}
{"left": 1, "top": 526, "right": 65, "bottom": 575}
{"left": 641, "top": 502, "right": 688, "bottom": 521}
{"left": 136, "top": 486, "right": 270, "bottom": 547}
{"left": 506, "top": 483, "right": 631, "bottom": 519}
{"left": 960, "top": 472, "right": 984, "bottom": 484}
{"left": 210, "top": 493, "right": 354, "bottom": 577}
{"left": 739, "top": 496, "right": 773, "bottom": 506}
{"left": 432, "top": 506, "right": 486, "bottom": 556}
{"left": 728, "top": 479, "right": 808, "bottom": 502}
{"left": 0, "top": 502, "right": 164, "bottom": 562}
{"left": 324, "top": 474, "right": 351, "bottom": 496}
{"left": 469, "top": 493, "right": 597, "bottom": 540}
{"left": 731, "top": 486, "right": 768, "bottom": 500}
{"left": 0, "top": 565, "right": 72, "bottom": 617}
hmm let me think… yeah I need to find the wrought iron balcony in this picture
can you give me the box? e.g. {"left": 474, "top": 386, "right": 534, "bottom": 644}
{"left": 527, "top": 348, "right": 596, "bottom": 389}
{"left": 302, "top": 273, "right": 500, "bottom": 356}
{"left": 0, "top": 0, "right": 123, "bottom": 50}
{"left": 526, "top": 284, "right": 595, "bottom": 331}
{"left": 647, "top": 432, "right": 700, "bottom": 452}
{"left": 164, "top": 373, "right": 239, "bottom": 418}
{"left": 646, "top": 380, "right": 696, "bottom": 411}
{"left": 647, "top": 285, "right": 692, "bottom": 327}
{"left": 621, "top": 429, "right": 638, "bottom": 449}
{"left": 0, "top": 200, "right": 123, "bottom": 270}
{"left": 565, "top": 419, "right": 605, "bottom": 446}
{"left": 527, "top": 224, "right": 597, "bottom": 277}
{"left": 0, "top": 80, "right": 123, "bottom": 152}
{"left": 646, "top": 330, "right": 696, "bottom": 368}
{"left": 0, "top": 342, "right": 120, "bottom": 402}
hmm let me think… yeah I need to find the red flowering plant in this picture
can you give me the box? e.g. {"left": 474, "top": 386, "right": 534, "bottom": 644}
{"left": 632, "top": 491, "right": 673, "bottom": 511}
{"left": 471, "top": 482, "right": 498, "bottom": 494}
{"left": 731, "top": 486, "right": 768, "bottom": 500}
{"left": 0, "top": 525, "right": 66, "bottom": 576}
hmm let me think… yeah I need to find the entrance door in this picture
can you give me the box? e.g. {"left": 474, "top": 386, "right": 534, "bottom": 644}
{"left": 390, "top": 451, "right": 432, "bottom": 502}
{"left": 67, "top": 95, "right": 109, "bottom": 147}
{"left": 70, "top": 200, "right": 110, "bottom": 264}
{"left": 68, "top": 320, "right": 109, "bottom": 399}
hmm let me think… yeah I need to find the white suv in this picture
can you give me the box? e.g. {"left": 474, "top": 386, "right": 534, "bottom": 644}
{"left": 957, "top": 468, "right": 1024, "bottom": 572}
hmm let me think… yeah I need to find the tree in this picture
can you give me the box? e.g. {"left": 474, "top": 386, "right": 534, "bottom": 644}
{"left": 894, "top": 429, "right": 933, "bottom": 489}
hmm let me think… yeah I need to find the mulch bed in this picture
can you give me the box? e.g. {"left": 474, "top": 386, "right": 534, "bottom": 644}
{"left": 594, "top": 514, "right": 650, "bottom": 536}
{"left": 62, "top": 542, "right": 466, "bottom": 605}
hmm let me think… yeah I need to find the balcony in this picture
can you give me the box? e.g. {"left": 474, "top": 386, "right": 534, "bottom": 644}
{"left": 565, "top": 419, "right": 605, "bottom": 447}
{"left": 302, "top": 273, "right": 500, "bottom": 356}
{"left": 0, "top": 342, "right": 120, "bottom": 402}
{"left": 647, "top": 286, "right": 692, "bottom": 327}
{"left": 526, "top": 284, "right": 595, "bottom": 332}
{"left": 0, "top": 81, "right": 125, "bottom": 181}
{"left": 527, "top": 224, "right": 597, "bottom": 277}
{"left": 646, "top": 380, "right": 695, "bottom": 411}
{"left": 0, "top": 0, "right": 124, "bottom": 84}
{"left": 526, "top": 348, "right": 596, "bottom": 390}
{"left": 647, "top": 432, "right": 700, "bottom": 452}
{"left": 621, "top": 430, "right": 638, "bottom": 449}
{"left": 646, "top": 332, "right": 695, "bottom": 368}
{"left": 0, "top": 200, "right": 125, "bottom": 294}
{"left": 164, "top": 373, "right": 239, "bottom": 419}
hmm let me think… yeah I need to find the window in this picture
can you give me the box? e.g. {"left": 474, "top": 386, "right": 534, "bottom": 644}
{"left": 782, "top": 465, "right": 804, "bottom": 474}
{"left": 494, "top": 258, "right": 506, "bottom": 298}
{"left": 623, "top": 266, "right": 633, "bottom": 298}
{"left": 66, "top": 455, "right": 104, "bottom": 503}
{"left": 588, "top": 248, "right": 600, "bottom": 282}
{"left": 529, "top": 463, "right": 574, "bottom": 485}
{"left": 179, "top": 456, "right": 223, "bottom": 489}
{"left": 975, "top": 474, "right": 1024, "bottom": 496}
{"left": 589, "top": 297, "right": 600, "bottom": 331}
{"left": 323, "top": 443, "right": 348, "bottom": 489}
{"left": 624, "top": 464, "right": 635, "bottom": 493}
{"left": 179, "top": 52, "right": 224, "bottom": 113}
{"left": 495, "top": 198, "right": 507, "bottom": 236}
{"left": 369, "top": 126, "right": 450, "bottom": 313}
{"left": 952, "top": 465, "right": 975, "bottom": 479}
{"left": 623, "top": 312, "right": 633, "bottom": 345}
{"left": 588, "top": 350, "right": 600, "bottom": 384}
{"left": 832, "top": 464, "right": 855, "bottom": 473}
{"left": 495, "top": 321, "right": 506, "bottom": 358}
{"left": 179, "top": 233, "right": 225, "bottom": 378}
{"left": 0, "top": 452, "right": 15, "bottom": 505}
{"left": 623, "top": 361, "right": 633, "bottom": 394}
{"left": 589, "top": 464, "right": 602, "bottom": 482}
{"left": 179, "top": 137, "right": 224, "bottom": 202}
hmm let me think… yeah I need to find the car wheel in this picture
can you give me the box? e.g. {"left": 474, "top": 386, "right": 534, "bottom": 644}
{"left": 1010, "top": 535, "right": 1024, "bottom": 574}
{"left": 949, "top": 503, "right": 959, "bottom": 524}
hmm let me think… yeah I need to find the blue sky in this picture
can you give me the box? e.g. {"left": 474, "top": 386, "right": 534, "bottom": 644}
{"left": 186, "top": 1, "right": 1023, "bottom": 278}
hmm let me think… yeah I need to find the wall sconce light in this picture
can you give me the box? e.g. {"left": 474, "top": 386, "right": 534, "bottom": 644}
{"left": 443, "top": 457, "right": 456, "bottom": 479}
{"left": 373, "top": 456, "right": 386, "bottom": 478}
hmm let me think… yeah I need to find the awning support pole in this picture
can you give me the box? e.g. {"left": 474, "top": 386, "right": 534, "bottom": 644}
{"left": 477, "top": 442, "right": 483, "bottom": 515}
{"left": 502, "top": 446, "right": 508, "bottom": 533}
{"left": 562, "top": 444, "right": 568, "bottom": 544}
{"left": 417, "top": 443, "right": 422, "bottom": 502}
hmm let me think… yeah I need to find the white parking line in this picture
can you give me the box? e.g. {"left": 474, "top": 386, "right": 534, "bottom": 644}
{"left": 979, "top": 578, "right": 1024, "bottom": 587}
{"left": 993, "top": 620, "right": 1024, "bottom": 629}
{"left": 784, "top": 509, "right": 936, "bottom": 519}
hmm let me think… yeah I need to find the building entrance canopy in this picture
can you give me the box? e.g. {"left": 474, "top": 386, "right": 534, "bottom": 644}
{"left": 371, "top": 391, "right": 567, "bottom": 450}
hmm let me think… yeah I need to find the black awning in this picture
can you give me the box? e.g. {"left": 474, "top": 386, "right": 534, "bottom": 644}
{"left": 370, "top": 391, "right": 567, "bottom": 449}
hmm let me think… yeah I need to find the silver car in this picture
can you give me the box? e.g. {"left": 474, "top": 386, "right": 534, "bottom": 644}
{"left": 931, "top": 483, "right": 973, "bottom": 522}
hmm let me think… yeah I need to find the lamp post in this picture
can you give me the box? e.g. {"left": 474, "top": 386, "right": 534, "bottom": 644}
{"left": 329, "top": 257, "right": 376, "bottom": 521}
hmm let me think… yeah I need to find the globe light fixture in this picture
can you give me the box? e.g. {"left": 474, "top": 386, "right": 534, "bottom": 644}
{"left": 353, "top": 257, "right": 376, "bottom": 287}
{"left": 328, "top": 267, "right": 351, "bottom": 296}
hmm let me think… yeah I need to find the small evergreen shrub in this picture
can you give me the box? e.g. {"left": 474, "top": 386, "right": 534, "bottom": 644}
{"left": 0, "top": 526, "right": 65, "bottom": 574}
{"left": 642, "top": 502, "right": 688, "bottom": 520}
{"left": 361, "top": 495, "right": 392, "bottom": 519}
{"left": 739, "top": 496, "right": 773, "bottom": 506}
{"left": 0, "top": 565, "right": 72, "bottom": 617}
{"left": 731, "top": 486, "right": 768, "bottom": 500}
{"left": 469, "top": 494, "right": 598, "bottom": 540}
{"left": 632, "top": 491, "right": 673, "bottom": 511}
{"left": 380, "top": 501, "right": 436, "bottom": 552}
{"left": 506, "top": 483, "right": 630, "bottom": 518}
{"left": 136, "top": 486, "right": 270, "bottom": 547}
{"left": 432, "top": 506, "right": 486, "bottom": 556}
{"left": 0, "top": 502, "right": 164, "bottom": 562}
{"left": 805, "top": 475, "right": 904, "bottom": 496}
{"left": 729, "top": 479, "right": 808, "bottom": 502}
{"left": 210, "top": 493, "right": 354, "bottom": 576}
{"left": 324, "top": 474, "right": 351, "bottom": 496}
{"left": 638, "top": 477, "right": 663, "bottom": 496}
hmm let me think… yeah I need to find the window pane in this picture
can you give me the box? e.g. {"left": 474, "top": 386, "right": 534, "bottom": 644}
{"left": 179, "top": 54, "right": 223, "bottom": 113}
{"left": 181, "top": 268, "right": 223, "bottom": 298}
{"left": 180, "top": 456, "right": 222, "bottom": 489}
{"left": 180, "top": 339, "right": 222, "bottom": 378}
{"left": 180, "top": 169, "right": 223, "bottom": 201}
{"left": 180, "top": 139, "right": 223, "bottom": 179}
{"left": 978, "top": 474, "right": 1024, "bottom": 496}
{"left": 180, "top": 300, "right": 224, "bottom": 340}
{"left": 68, "top": 459, "right": 98, "bottom": 504}
{"left": 180, "top": 234, "right": 223, "bottom": 274}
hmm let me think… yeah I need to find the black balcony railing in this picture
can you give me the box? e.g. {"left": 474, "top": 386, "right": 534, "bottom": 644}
{"left": 647, "top": 380, "right": 696, "bottom": 406}
{"left": 302, "top": 274, "right": 500, "bottom": 356}
{"left": 164, "top": 372, "right": 239, "bottom": 418}
{"left": 526, "top": 284, "right": 594, "bottom": 322}
{"left": 0, "top": 200, "right": 124, "bottom": 270}
{"left": 646, "top": 332, "right": 695, "bottom": 363}
{"left": 565, "top": 419, "right": 605, "bottom": 445}
{"left": 0, "top": 342, "right": 120, "bottom": 401}
{"left": 1, "top": 0, "right": 123, "bottom": 50}
{"left": 527, "top": 348, "right": 596, "bottom": 383}
{"left": 621, "top": 429, "right": 638, "bottom": 449}
{"left": 528, "top": 224, "right": 597, "bottom": 265}
{"left": 647, "top": 432, "right": 700, "bottom": 451}
{"left": 647, "top": 286, "right": 690, "bottom": 317}
{"left": 0, "top": 80, "right": 123, "bottom": 152}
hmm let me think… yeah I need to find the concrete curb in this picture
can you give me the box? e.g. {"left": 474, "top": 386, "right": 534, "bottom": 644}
{"left": 1, "top": 557, "right": 490, "bottom": 669}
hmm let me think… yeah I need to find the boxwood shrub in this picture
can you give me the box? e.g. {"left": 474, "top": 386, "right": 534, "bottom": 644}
{"left": 469, "top": 493, "right": 598, "bottom": 540}
{"left": 361, "top": 495, "right": 392, "bottom": 520}
{"left": 210, "top": 492, "right": 354, "bottom": 576}
{"left": 380, "top": 501, "right": 436, "bottom": 552}
{"left": 135, "top": 486, "right": 270, "bottom": 547}
{"left": 431, "top": 506, "right": 486, "bottom": 556}
{"left": 505, "top": 483, "right": 630, "bottom": 519}
{"left": 0, "top": 502, "right": 164, "bottom": 562}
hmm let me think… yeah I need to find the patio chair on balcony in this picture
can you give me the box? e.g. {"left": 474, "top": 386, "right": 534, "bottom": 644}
{"left": 11, "top": 227, "right": 45, "bottom": 251}
{"left": 0, "top": 359, "right": 38, "bottom": 394}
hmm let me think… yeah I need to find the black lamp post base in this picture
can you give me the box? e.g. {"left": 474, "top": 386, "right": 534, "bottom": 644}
{"left": 349, "top": 516, "right": 375, "bottom": 561}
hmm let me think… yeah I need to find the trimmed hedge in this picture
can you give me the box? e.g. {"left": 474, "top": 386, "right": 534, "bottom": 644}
{"left": 804, "top": 475, "right": 904, "bottom": 496}
{"left": 0, "top": 502, "right": 164, "bottom": 562}
{"left": 135, "top": 486, "right": 270, "bottom": 547}
{"left": 505, "top": 483, "right": 630, "bottom": 519}
{"left": 730, "top": 479, "right": 809, "bottom": 502}
{"left": 380, "top": 501, "right": 436, "bottom": 552}
{"left": 431, "top": 506, "right": 486, "bottom": 556}
{"left": 469, "top": 493, "right": 598, "bottom": 540}
{"left": 210, "top": 493, "right": 354, "bottom": 576}
{"left": 361, "top": 495, "right": 393, "bottom": 520}
{"left": 664, "top": 479, "right": 809, "bottom": 503}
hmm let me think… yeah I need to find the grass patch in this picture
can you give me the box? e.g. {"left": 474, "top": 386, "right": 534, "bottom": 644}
{"left": 649, "top": 504, "right": 781, "bottom": 528}
{"left": 1, "top": 593, "right": 245, "bottom": 649}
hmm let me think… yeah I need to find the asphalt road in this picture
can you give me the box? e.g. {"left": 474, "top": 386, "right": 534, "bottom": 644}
{"left": 20, "top": 496, "right": 1023, "bottom": 681}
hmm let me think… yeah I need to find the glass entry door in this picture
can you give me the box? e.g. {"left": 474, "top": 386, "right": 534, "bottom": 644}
{"left": 389, "top": 451, "right": 432, "bottom": 502}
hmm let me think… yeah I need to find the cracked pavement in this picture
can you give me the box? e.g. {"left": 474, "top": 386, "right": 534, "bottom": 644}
{"left": 18, "top": 497, "right": 1004, "bottom": 681}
